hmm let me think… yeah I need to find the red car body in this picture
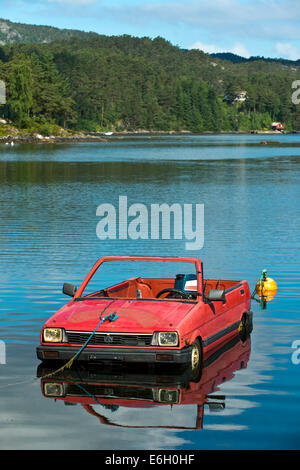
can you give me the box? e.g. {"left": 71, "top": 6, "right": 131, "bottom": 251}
{"left": 37, "top": 256, "right": 252, "bottom": 368}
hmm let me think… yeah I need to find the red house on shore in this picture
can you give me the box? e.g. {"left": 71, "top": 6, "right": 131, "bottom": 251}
{"left": 272, "top": 122, "right": 284, "bottom": 131}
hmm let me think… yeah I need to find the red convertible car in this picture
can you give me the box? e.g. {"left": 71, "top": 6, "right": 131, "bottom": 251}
{"left": 37, "top": 256, "right": 252, "bottom": 375}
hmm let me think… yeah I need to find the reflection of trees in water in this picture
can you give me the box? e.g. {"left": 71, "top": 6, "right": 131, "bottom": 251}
{"left": 1, "top": 151, "right": 297, "bottom": 185}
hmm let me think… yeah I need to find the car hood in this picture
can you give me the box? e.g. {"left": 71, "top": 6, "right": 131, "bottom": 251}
{"left": 46, "top": 298, "right": 196, "bottom": 332}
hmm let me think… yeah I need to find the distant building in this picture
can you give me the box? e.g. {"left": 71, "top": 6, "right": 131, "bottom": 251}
{"left": 234, "top": 91, "right": 247, "bottom": 102}
{"left": 272, "top": 122, "right": 284, "bottom": 131}
{"left": 223, "top": 90, "right": 247, "bottom": 103}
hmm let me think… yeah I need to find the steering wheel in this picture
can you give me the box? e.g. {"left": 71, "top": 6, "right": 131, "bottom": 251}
{"left": 155, "top": 288, "right": 190, "bottom": 299}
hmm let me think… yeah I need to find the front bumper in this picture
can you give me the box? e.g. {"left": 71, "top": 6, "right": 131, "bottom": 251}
{"left": 36, "top": 345, "right": 192, "bottom": 364}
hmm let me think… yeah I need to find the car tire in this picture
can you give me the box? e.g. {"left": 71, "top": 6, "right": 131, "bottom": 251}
{"left": 238, "top": 313, "right": 253, "bottom": 342}
{"left": 190, "top": 339, "right": 202, "bottom": 382}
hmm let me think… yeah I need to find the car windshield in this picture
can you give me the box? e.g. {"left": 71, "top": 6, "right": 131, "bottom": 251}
{"left": 78, "top": 259, "right": 199, "bottom": 301}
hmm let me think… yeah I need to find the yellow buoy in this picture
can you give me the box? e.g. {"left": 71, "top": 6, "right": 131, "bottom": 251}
{"left": 255, "top": 269, "right": 277, "bottom": 300}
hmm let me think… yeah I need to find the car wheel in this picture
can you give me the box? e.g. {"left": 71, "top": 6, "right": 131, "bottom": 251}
{"left": 238, "top": 313, "right": 253, "bottom": 342}
{"left": 190, "top": 339, "right": 202, "bottom": 382}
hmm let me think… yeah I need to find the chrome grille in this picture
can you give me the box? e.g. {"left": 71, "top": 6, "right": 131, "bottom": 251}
{"left": 66, "top": 331, "right": 153, "bottom": 347}
{"left": 67, "top": 384, "right": 154, "bottom": 401}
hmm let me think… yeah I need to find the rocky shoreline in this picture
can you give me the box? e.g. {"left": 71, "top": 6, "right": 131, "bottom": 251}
{"left": 0, "top": 129, "right": 297, "bottom": 145}
{"left": 0, "top": 134, "right": 109, "bottom": 144}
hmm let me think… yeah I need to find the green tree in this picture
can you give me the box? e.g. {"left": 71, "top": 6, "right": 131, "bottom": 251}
{"left": 6, "top": 55, "right": 33, "bottom": 127}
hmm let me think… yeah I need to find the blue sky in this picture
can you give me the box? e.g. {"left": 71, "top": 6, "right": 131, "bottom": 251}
{"left": 2, "top": 0, "right": 300, "bottom": 60}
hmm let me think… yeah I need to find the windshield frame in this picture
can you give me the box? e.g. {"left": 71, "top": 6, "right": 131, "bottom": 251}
{"left": 74, "top": 256, "right": 203, "bottom": 302}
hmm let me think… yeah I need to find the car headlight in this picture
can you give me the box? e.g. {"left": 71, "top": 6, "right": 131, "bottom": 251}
{"left": 43, "top": 327, "right": 64, "bottom": 343}
{"left": 152, "top": 388, "right": 179, "bottom": 403}
{"left": 43, "top": 382, "right": 65, "bottom": 397}
{"left": 152, "top": 331, "right": 179, "bottom": 347}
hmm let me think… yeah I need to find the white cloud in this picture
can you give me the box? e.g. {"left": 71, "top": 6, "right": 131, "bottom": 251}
{"left": 105, "top": 0, "right": 300, "bottom": 41}
{"left": 275, "top": 42, "right": 299, "bottom": 61}
{"left": 189, "top": 40, "right": 250, "bottom": 58}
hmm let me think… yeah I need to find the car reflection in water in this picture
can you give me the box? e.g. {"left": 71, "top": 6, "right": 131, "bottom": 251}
{"left": 37, "top": 334, "right": 251, "bottom": 430}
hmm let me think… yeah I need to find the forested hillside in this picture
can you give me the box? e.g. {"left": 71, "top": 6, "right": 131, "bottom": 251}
{"left": 211, "top": 52, "right": 300, "bottom": 67}
{"left": 0, "top": 29, "right": 300, "bottom": 133}
{"left": 0, "top": 18, "right": 95, "bottom": 45}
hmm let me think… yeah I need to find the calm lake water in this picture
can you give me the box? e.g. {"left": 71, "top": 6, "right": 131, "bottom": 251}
{"left": 0, "top": 133, "right": 300, "bottom": 450}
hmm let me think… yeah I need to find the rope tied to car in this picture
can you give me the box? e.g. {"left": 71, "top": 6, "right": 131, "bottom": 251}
{"left": 41, "top": 300, "right": 118, "bottom": 379}
{"left": 72, "top": 381, "right": 119, "bottom": 412}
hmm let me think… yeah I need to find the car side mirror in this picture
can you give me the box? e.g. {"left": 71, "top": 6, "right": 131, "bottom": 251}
{"left": 206, "top": 289, "right": 226, "bottom": 302}
{"left": 63, "top": 283, "right": 77, "bottom": 297}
